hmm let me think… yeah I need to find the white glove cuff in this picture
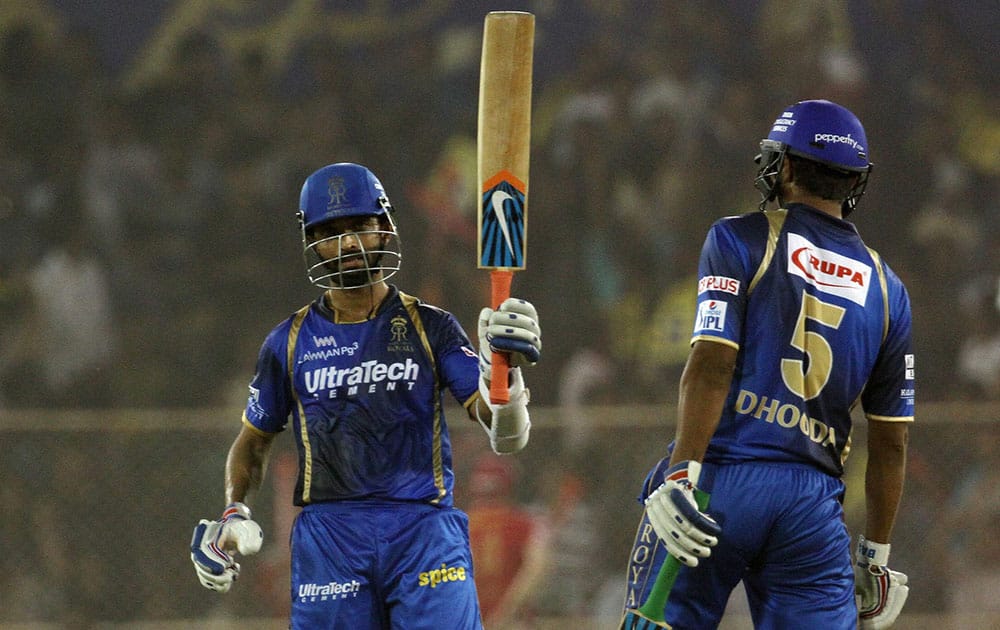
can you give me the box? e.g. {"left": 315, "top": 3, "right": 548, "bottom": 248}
{"left": 857, "top": 534, "right": 891, "bottom": 566}
{"left": 477, "top": 367, "right": 531, "bottom": 454}
{"left": 223, "top": 502, "right": 252, "bottom": 521}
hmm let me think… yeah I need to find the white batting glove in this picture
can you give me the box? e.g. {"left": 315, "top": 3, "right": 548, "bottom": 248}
{"left": 645, "top": 461, "right": 721, "bottom": 567}
{"left": 477, "top": 365, "right": 531, "bottom": 454}
{"left": 190, "top": 502, "right": 264, "bottom": 593}
{"left": 478, "top": 298, "right": 541, "bottom": 379}
{"left": 855, "top": 535, "right": 909, "bottom": 629}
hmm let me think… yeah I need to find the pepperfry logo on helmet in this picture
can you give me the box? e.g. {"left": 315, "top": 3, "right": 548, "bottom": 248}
{"left": 813, "top": 132, "right": 864, "bottom": 152}
{"left": 787, "top": 233, "right": 871, "bottom": 306}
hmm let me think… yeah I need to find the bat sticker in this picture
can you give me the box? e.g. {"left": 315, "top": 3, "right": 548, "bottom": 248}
{"left": 479, "top": 170, "right": 526, "bottom": 268}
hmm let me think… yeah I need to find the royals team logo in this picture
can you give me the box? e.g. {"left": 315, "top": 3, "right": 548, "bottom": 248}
{"left": 479, "top": 170, "right": 526, "bottom": 269}
{"left": 387, "top": 315, "right": 415, "bottom": 353}
{"left": 326, "top": 175, "right": 349, "bottom": 208}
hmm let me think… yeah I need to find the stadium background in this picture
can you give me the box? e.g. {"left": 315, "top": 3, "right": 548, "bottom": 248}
{"left": 1, "top": 1, "right": 998, "bottom": 628}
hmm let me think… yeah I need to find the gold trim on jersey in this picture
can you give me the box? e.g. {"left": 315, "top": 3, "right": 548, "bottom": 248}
{"left": 240, "top": 413, "right": 274, "bottom": 437}
{"left": 748, "top": 209, "right": 788, "bottom": 295}
{"left": 866, "top": 247, "right": 890, "bottom": 345}
{"left": 866, "top": 413, "right": 915, "bottom": 423}
{"left": 287, "top": 305, "right": 314, "bottom": 504}
{"left": 399, "top": 292, "right": 448, "bottom": 505}
{"left": 690, "top": 334, "right": 740, "bottom": 350}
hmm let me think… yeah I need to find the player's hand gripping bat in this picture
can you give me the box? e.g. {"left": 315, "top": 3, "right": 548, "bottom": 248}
{"left": 477, "top": 11, "right": 534, "bottom": 404}
{"left": 619, "top": 490, "right": 711, "bottom": 630}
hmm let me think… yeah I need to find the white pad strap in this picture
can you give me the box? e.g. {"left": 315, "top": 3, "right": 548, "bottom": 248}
{"left": 857, "top": 534, "right": 891, "bottom": 566}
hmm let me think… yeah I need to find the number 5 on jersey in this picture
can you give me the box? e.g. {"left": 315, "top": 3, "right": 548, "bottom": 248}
{"left": 781, "top": 291, "right": 845, "bottom": 400}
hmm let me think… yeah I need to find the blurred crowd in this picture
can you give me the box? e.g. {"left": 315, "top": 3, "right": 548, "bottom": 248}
{"left": 1, "top": 2, "right": 998, "bottom": 410}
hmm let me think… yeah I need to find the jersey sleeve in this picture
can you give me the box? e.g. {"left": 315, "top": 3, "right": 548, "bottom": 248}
{"left": 244, "top": 324, "right": 293, "bottom": 433}
{"left": 691, "top": 215, "right": 763, "bottom": 348}
{"left": 431, "top": 309, "right": 481, "bottom": 409}
{"left": 862, "top": 266, "right": 915, "bottom": 421}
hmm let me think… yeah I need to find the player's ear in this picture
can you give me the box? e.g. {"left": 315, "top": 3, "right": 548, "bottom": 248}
{"left": 782, "top": 156, "right": 795, "bottom": 183}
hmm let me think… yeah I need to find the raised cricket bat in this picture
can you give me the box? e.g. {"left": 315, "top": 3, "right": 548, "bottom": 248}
{"left": 477, "top": 11, "right": 534, "bottom": 405}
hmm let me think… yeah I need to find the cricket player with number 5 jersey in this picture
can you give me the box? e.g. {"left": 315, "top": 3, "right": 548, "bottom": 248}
{"left": 623, "top": 100, "right": 913, "bottom": 629}
{"left": 190, "top": 162, "right": 542, "bottom": 629}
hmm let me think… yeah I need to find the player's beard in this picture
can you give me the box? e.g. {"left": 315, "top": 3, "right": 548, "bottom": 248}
{"left": 326, "top": 252, "right": 383, "bottom": 288}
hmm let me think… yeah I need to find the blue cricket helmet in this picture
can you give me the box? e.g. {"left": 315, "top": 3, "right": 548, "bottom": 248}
{"left": 297, "top": 163, "right": 402, "bottom": 290}
{"left": 766, "top": 99, "right": 870, "bottom": 171}
{"left": 754, "top": 100, "right": 873, "bottom": 215}
{"left": 298, "top": 162, "right": 393, "bottom": 229}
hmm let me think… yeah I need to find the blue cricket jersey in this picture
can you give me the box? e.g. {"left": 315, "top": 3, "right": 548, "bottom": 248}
{"left": 692, "top": 204, "right": 914, "bottom": 477}
{"left": 242, "top": 286, "right": 481, "bottom": 506}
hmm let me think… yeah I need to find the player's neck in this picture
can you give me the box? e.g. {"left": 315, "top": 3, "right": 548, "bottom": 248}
{"left": 783, "top": 191, "right": 843, "bottom": 220}
{"left": 324, "top": 283, "right": 389, "bottom": 322}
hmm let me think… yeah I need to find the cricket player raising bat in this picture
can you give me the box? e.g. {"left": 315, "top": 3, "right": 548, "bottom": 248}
{"left": 190, "top": 162, "right": 541, "bottom": 629}
{"left": 622, "top": 100, "right": 912, "bottom": 629}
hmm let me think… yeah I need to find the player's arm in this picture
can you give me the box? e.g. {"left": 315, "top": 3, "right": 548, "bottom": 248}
{"left": 226, "top": 421, "right": 278, "bottom": 505}
{"left": 190, "top": 422, "right": 274, "bottom": 593}
{"left": 669, "top": 339, "right": 738, "bottom": 465}
{"left": 645, "top": 339, "right": 735, "bottom": 566}
{"left": 854, "top": 419, "right": 909, "bottom": 628}
{"left": 864, "top": 419, "right": 908, "bottom": 543}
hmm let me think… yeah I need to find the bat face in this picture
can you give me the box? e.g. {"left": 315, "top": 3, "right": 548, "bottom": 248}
{"left": 477, "top": 11, "right": 533, "bottom": 273}
{"left": 476, "top": 10, "right": 534, "bottom": 404}
{"left": 479, "top": 170, "right": 526, "bottom": 269}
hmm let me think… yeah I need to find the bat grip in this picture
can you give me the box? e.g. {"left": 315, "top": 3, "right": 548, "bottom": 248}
{"left": 637, "top": 489, "right": 711, "bottom": 621}
{"left": 489, "top": 269, "right": 513, "bottom": 404}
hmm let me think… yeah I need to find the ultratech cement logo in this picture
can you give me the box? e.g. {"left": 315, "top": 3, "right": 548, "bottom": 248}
{"left": 298, "top": 579, "right": 362, "bottom": 602}
{"left": 303, "top": 358, "right": 420, "bottom": 397}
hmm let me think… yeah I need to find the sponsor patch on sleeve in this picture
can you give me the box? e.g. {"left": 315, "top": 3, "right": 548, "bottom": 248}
{"left": 694, "top": 300, "right": 727, "bottom": 334}
{"left": 698, "top": 275, "right": 741, "bottom": 295}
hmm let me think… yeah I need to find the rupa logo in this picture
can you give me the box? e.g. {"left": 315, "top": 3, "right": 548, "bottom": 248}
{"left": 786, "top": 233, "right": 871, "bottom": 306}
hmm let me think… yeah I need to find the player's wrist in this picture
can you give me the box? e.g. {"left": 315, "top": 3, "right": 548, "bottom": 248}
{"left": 222, "top": 502, "right": 252, "bottom": 522}
{"left": 664, "top": 460, "right": 703, "bottom": 487}
{"left": 856, "top": 534, "right": 890, "bottom": 566}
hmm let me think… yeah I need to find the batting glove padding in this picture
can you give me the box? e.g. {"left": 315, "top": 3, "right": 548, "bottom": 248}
{"left": 478, "top": 298, "right": 541, "bottom": 379}
{"left": 477, "top": 366, "right": 531, "bottom": 454}
{"left": 855, "top": 535, "right": 909, "bottom": 629}
{"left": 190, "top": 502, "right": 264, "bottom": 593}
{"left": 645, "top": 461, "right": 721, "bottom": 567}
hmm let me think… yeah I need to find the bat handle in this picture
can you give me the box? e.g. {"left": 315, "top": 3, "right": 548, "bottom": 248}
{"left": 637, "top": 489, "right": 711, "bottom": 622}
{"left": 489, "top": 269, "right": 513, "bottom": 404}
